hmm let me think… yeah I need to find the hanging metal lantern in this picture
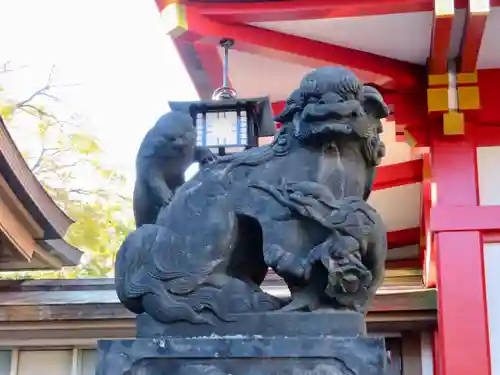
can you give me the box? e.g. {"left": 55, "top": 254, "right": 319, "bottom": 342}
{"left": 169, "top": 38, "right": 275, "bottom": 155}
{"left": 169, "top": 97, "right": 275, "bottom": 155}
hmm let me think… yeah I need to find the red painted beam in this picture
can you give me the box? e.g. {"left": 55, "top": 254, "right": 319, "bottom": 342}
{"left": 458, "top": 70, "right": 500, "bottom": 125}
{"left": 387, "top": 85, "right": 430, "bottom": 147}
{"left": 373, "top": 159, "right": 423, "bottom": 190}
{"left": 178, "top": 0, "right": 435, "bottom": 23}
{"left": 431, "top": 205, "right": 500, "bottom": 232}
{"left": 469, "top": 70, "right": 500, "bottom": 125}
{"left": 483, "top": 232, "right": 500, "bottom": 243}
{"left": 193, "top": 42, "right": 232, "bottom": 95}
{"left": 458, "top": 0, "right": 490, "bottom": 73}
{"left": 172, "top": 36, "right": 215, "bottom": 100}
{"left": 383, "top": 90, "right": 429, "bottom": 136}
{"left": 470, "top": 123, "right": 500, "bottom": 146}
{"left": 180, "top": 6, "right": 424, "bottom": 90}
{"left": 271, "top": 101, "right": 286, "bottom": 117}
{"left": 170, "top": 39, "right": 232, "bottom": 101}
{"left": 431, "top": 136, "right": 479, "bottom": 207}
{"left": 387, "top": 227, "right": 421, "bottom": 249}
{"left": 156, "top": 0, "right": 469, "bottom": 23}
{"left": 428, "top": 0, "right": 454, "bottom": 74}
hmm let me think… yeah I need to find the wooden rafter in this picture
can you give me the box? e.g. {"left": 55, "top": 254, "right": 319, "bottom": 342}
{"left": 428, "top": 0, "right": 455, "bottom": 74}
{"left": 458, "top": 0, "right": 490, "bottom": 72}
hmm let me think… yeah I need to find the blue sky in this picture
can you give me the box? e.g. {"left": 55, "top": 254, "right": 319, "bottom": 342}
{"left": 0, "top": 0, "right": 199, "bottom": 190}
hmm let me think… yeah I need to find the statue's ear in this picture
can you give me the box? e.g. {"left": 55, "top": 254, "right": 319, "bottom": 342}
{"left": 274, "top": 88, "right": 303, "bottom": 123}
{"left": 362, "top": 86, "right": 391, "bottom": 119}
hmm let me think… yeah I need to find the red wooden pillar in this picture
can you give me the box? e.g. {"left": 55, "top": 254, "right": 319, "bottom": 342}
{"left": 430, "top": 134, "right": 491, "bottom": 375}
{"left": 432, "top": 330, "right": 442, "bottom": 375}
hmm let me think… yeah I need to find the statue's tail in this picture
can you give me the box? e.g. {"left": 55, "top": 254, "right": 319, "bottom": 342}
{"left": 114, "top": 225, "right": 213, "bottom": 324}
{"left": 115, "top": 224, "right": 238, "bottom": 324}
{"left": 150, "top": 263, "right": 237, "bottom": 323}
{"left": 115, "top": 226, "right": 158, "bottom": 314}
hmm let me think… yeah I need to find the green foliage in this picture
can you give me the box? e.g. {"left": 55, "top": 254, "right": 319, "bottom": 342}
{"left": 0, "top": 104, "right": 14, "bottom": 121}
{"left": 0, "top": 63, "right": 135, "bottom": 279}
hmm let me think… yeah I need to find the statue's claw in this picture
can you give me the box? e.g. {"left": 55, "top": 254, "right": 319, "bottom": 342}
{"left": 279, "top": 287, "right": 319, "bottom": 312}
{"left": 196, "top": 147, "right": 218, "bottom": 165}
{"left": 200, "top": 154, "right": 218, "bottom": 165}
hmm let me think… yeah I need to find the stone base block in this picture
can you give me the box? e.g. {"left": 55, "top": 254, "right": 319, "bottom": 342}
{"left": 136, "top": 311, "right": 367, "bottom": 338}
{"left": 96, "top": 336, "right": 387, "bottom": 375}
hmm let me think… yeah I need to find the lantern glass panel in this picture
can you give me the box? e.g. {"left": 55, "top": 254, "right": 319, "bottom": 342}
{"left": 195, "top": 109, "right": 249, "bottom": 149}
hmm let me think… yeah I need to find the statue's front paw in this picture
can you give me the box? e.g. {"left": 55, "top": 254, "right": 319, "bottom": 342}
{"left": 196, "top": 148, "right": 218, "bottom": 165}
{"left": 201, "top": 154, "right": 218, "bottom": 165}
{"left": 160, "top": 194, "right": 174, "bottom": 209}
{"left": 276, "top": 257, "right": 306, "bottom": 279}
{"left": 264, "top": 244, "right": 306, "bottom": 279}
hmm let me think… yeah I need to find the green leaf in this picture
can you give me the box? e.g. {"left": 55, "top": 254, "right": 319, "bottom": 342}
{"left": 37, "top": 121, "right": 50, "bottom": 137}
{"left": 69, "top": 133, "right": 102, "bottom": 155}
{"left": 0, "top": 105, "right": 15, "bottom": 121}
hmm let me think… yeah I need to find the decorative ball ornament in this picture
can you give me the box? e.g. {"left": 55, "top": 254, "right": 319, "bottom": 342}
{"left": 212, "top": 87, "right": 238, "bottom": 101}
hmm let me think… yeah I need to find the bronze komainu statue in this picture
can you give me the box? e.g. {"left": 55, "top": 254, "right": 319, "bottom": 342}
{"left": 115, "top": 66, "right": 389, "bottom": 324}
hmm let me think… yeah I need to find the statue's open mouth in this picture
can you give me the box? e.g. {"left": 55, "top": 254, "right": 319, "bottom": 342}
{"left": 308, "top": 120, "right": 353, "bottom": 137}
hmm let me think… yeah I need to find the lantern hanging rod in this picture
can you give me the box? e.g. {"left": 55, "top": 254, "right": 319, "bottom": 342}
{"left": 222, "top": 39, "right": 233, "bottom": 88}
{"left": 212, "top": 39, "right": 238, "bottom": 101}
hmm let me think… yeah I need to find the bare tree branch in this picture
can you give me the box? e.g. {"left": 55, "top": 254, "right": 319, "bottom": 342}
{"left": 19, "top": 103, "right": 57, "bottom": 119}
{"left": 16, "top": 86, "right": 52, "bottom": 110}
{"left": 34, "top": 159, "right": 91, "bottom": 177}
{"left": 31, "top": 148, "right": 47, "bottom": 172}
{"left": 29, "top": 147, "right": 60, "bottom": 172}
{"left": 0, "top": 61, "right": 13, "bottom": 75}
{"left": 0, "top": 61, "right": 27, "bottom": 75}
{"left": 14, "top": 65, "right": 79, "bottom": 111}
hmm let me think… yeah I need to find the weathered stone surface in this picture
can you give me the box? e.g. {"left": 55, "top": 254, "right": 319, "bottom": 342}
{"left": 136, "top": 311, "right": 367, "bottom": 338}
{"left": 96, "top": 335, "right": 387, "bottom": 375}
{"left": 115, "top": 66, "right": 391, "bottom": 325}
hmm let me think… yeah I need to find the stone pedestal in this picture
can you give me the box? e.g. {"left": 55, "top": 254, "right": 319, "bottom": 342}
{"left": 96, "top": 312, "right": 387, "bottom": 375}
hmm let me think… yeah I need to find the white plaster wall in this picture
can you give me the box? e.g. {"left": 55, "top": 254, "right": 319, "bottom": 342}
{"left": 368, "top": 183, "right": 421, "bottom": 231}
{"left": 484, "top": 242, "right": 500, "bottom": 375}
{"left": 420, "top": 332, "right": 434, "bottom": 375}
{"left": 253, "top": 12, "right": 434, "bottom": 65}
{"left": 477, "top": 146, "right": 500, "bottom": 206}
